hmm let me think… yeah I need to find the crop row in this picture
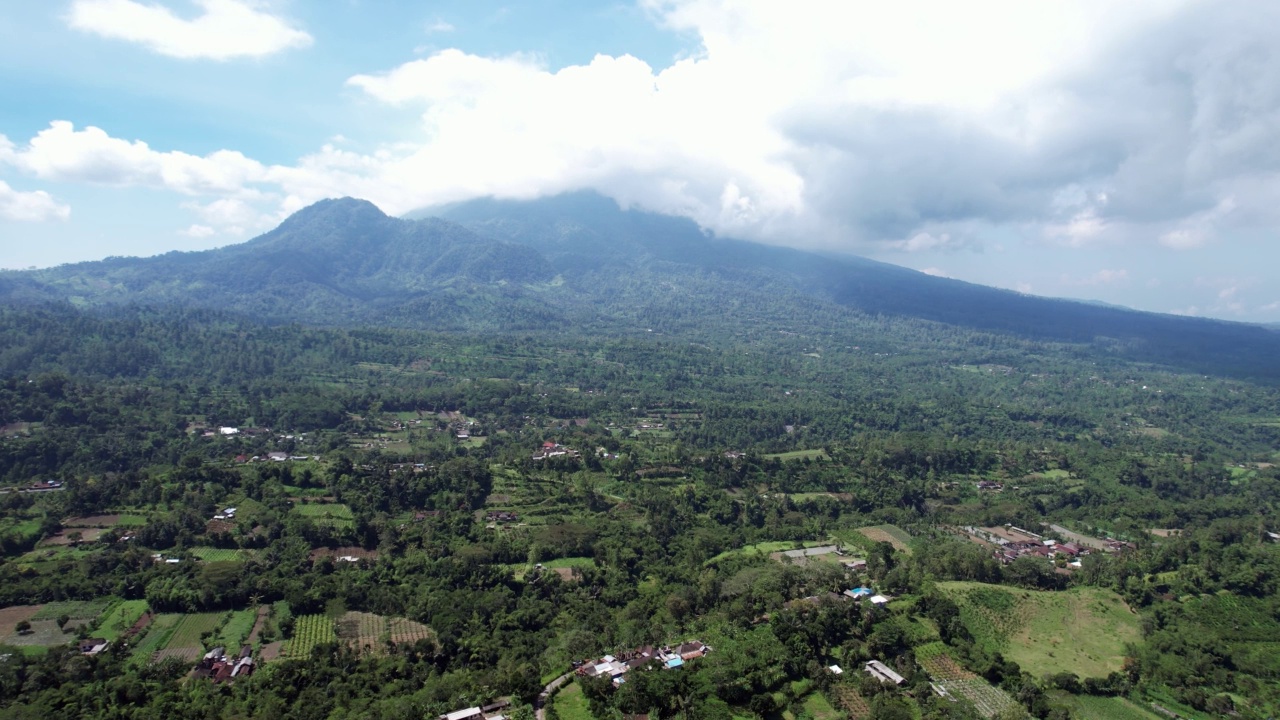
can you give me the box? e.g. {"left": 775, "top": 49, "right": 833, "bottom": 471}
{"left": 284, "top": 614, "right": 336, "bottom": 658}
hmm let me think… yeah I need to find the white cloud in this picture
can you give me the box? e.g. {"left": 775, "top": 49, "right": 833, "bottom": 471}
{"left": 20, "top": 0, "right": 1280, "bottom": 280}
{"left": 9, "top": 122, "right": 267, "bottom": 195}
{"left": 0, "top": 180, "right": 70, "bottom": 222}
{"left": 180, "top": 224, "right": 215, "bottom": 238}
{"left": 920, "top": 267, "right": 949, "bottom": 278}
{"left": 1061, "top": 269, "right": 1129, "bottom": 286}
{"left": 67, "top": 0, "right": 312, "bottom": 60}
{"left": 426, "top": 17, "right": 454, "bottom": 33}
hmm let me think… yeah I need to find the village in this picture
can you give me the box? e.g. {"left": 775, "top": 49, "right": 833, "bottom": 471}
{"left": 958, "top": 523, "right": 1136, "bottom": 568}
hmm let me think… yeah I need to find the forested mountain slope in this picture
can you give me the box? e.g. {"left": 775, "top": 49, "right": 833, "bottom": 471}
{"left": 3, "top": 193, "right": 1279, "bottom": 379}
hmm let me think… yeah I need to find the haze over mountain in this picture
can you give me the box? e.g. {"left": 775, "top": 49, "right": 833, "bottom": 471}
{"left": 4, "top": 192, "right": 1279, "bottom": 380}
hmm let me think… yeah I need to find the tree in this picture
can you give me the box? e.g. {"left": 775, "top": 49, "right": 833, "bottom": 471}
{"left": 14, "top": 620, "right": 30, "bottom": 635}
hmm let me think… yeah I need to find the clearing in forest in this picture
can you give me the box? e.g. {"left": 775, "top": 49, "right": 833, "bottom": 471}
{"left": 939, "top": 581, "right": 1140, "bottom": 678}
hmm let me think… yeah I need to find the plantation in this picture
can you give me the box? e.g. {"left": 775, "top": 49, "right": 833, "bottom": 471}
{"left": 284, "top": 614, "right": 336, "bottom": 659}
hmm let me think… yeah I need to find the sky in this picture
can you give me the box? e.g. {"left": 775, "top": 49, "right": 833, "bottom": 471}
{"left": 2, "top": 1, "right": 1279, "bottom": 321}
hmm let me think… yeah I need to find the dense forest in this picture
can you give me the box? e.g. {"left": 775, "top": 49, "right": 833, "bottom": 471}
{"left": 0, "top": 298, "right": 1275, "bottom": 720}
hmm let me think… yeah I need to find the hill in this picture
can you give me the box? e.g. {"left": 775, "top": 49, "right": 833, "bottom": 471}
{"left": 939, "top": 581, "right": 1141, "bottom": 679}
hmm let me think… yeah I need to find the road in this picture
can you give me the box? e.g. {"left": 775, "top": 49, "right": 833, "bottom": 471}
{"left": 534, "top": 672, "right": 574, "bottom": 720}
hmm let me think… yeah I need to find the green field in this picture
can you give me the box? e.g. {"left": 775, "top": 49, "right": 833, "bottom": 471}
{"left": 1061, "top": 695, "right": 1165, "bottom": 720}
{"left": 129, "top": 613, "right": 183, "bottom": 663}
{"left": 802, "top": 691, "right": 841, "bottom": 720}
{"left": 32, "top": 598, "right": 114, "bottom": 622}
{"left": 294, "top": 503, "right": 355, "bottom": 528}
{"left": 216, "top": 609, "right": 257, "bottom": 648}
{"left": 763, "top": 449, "right": 830, "bottom": 462}
{"left": 190, "top": 547, "right": 254, "bottom": 562}
{"left": 550, "top": 681, "right": 594, "bottom": 720}
{"left": 165, "top": 612, "right": 224, "bottom": 649}
{"left": 96, "top": 600, "right": 149, "bottom": 641}
{"left": 940, "top": 581, "right": 1140, "bottom": 678}
{"left": 705, "top": 539, "right": 833, "bottom": 565}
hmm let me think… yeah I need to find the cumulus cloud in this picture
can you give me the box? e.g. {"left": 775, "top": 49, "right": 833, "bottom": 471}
{"left": 67, "top": 0, "right": 312, "bottom": 60}
{"left": 311, "top": 0, "right": 1280, "bottom": 256}
{"left": 0, "top": 181, "right": 70, "bottom": 222}
{"left": 23, "top": 0, "right": 1280, "bottom": 270}
{"left": 9, "top": 122, "right": 267, "bottom": 195}
{"left": 180, "top": 224, "right": 216, "bottom": 238}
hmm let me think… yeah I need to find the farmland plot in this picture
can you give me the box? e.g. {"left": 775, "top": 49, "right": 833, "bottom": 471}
{"left": 939, "top": 679, "right": 1022, "bottom": 718}
{"left": 857, "top": 524, "right": 913, "bottom": 552}
{"left": 283, "top": 614, "right": 336, "bottom": 658}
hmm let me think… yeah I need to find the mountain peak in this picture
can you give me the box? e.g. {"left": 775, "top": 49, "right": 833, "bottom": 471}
{"left": 277, "top": 197, "right": 389, "bottom": 231}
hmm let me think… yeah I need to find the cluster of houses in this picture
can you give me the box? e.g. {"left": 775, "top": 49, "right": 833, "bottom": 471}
{"left": 211, "top": 506, "right": 237, "bottom": 522}
{"left": 962, "top": 525, "right": 1102, "bottom": 567}
{"left": 194, "top": 645, "right": 255, "bottom": 682}
{"left": 575, "top": 641, "right": 710, "bottom": 686}
{"left": 531, "top": 442, "right": 580, "bottom": 461}
{"left": 485, "top": 511, "right": 520, "bottom": 524}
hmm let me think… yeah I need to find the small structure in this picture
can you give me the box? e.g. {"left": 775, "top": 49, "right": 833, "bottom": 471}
{"left": 865, "top": 660, "right": 905, "bottom": 685}
{"left": 79, "top": 638, "right": 108, "bottom": 655}
{"left": 844, "top": 586, "right": 874, "bottom": 600}
{"left": 869, "top": 594, "right": 890, "bottom": 605}
{"left": 828, "top": 664, "right": 843, "bottom": 675}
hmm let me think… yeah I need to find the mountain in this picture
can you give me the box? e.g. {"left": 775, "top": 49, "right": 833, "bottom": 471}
{"left": 4, "top": 192, "right": 1280, "bottom": 380}
{"left": 6, "top": 198, "right": 559, "bottom": 330}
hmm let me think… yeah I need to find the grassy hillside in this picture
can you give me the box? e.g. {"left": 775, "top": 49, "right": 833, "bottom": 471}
{"left": 939, "top": 581, "right": 1140, "bottom": 678}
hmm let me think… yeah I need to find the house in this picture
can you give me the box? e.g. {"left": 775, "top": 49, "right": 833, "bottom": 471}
{"left": 865, "top": 660, "right": 905, "bottom": 685}
{"left": 845, "top": 586, "right": 874, "bottom": 600}
{"left": 828, "top": 665, "right": 844, "bottom": 675}
{"left": 79, "top": 638, "right": 108, "bottom": 654}
{"left": 218, "top": 427, "right": 239, "bottom": 435}
{"left": 869, "top": 594, "right": 890, "bottom": 605}
{"left": 268, "top": 452, "right": 288, "bottom": 461}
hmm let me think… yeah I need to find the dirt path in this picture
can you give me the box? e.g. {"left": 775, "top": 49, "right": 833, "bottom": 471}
{"left": 246, "top": 606, "right": 270, "bottom": 646}
{"left": 534, "top": 672, "right": 573, "bottom": 720}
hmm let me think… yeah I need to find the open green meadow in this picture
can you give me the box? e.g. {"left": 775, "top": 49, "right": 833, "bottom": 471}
{"left": 215, "top": 609, "right": 258, "bottom": 648}
{"left": 96, "top": 599, "right": 149, "bottom": 641}
{"left": 550, "top": 681, "right": 594, "bottom": 720}
{"left": 294, "top": 503, "right": 355, "bottom": 529}
{"left": 1060, "top": 695, "right": 1165, "bottom": 720}
{"left": 940, "top": 581, "right": 1140, "bottom": 678}
{"left": 763, "top": 449, "right": 830, "bottom": 462}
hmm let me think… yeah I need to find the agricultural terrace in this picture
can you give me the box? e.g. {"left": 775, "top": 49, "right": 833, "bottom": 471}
{"left": 939, "top": 582, "right": 1140, "bottom": 678}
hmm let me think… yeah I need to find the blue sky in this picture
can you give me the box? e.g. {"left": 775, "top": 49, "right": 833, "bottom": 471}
{"left": 2, "top": 1, "right": 1279, "bottom": 322}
